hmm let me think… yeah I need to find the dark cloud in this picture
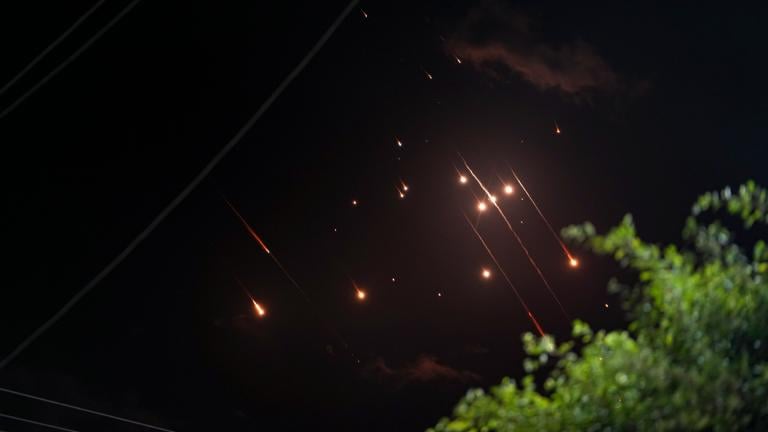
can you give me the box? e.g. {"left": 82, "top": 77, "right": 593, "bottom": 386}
{"left": 364, "top": 355, "right": 480, "bottom": 385}
{"left": 449, "top": 2, "right": 620, "bottom": 97}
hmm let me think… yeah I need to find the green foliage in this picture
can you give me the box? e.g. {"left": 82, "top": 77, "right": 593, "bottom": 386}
{"left": 430, "top": 183, "right": 768, "bottom": 431}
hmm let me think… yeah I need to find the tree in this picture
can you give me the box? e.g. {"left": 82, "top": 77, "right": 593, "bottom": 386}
{"left": 430, "top": 182, "right": 768, "bottom": 431}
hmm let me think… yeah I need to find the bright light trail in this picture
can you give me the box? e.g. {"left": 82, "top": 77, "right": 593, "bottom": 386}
{"left": 459, "top": 154, "right": 569, "bottom": 319}
{"left": 462, "top": 213, "right": 545, "bottom": 337}
{"left": 508, "top": 164, "right": 578, "bottom": 266}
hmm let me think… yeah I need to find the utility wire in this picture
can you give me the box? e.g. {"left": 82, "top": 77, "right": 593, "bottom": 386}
{"left": 0, "top": 386, "right": 173, "bottom": 431}
{"left": 0, "top": 0, "right": 141, "bottom": 120}
{"left": 0, "top": 0, "right": 107, "bottom": 97}
{"left": 0, "top": 0, "right": 359, "bottom": 369}
{"left": 0, "top": 412, "right": 81, "bottom": 432}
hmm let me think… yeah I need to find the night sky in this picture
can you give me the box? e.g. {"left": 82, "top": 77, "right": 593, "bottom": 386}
{"left": 2, "top": 1, "right": 767, "bottom": 431}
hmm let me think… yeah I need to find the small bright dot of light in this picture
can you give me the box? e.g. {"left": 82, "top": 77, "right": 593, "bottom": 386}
{"left": 459, "top": 175, "right": 468, "bottom": 184}
{"left": 569, "top": 258, "right": 579, "bottom": 268}
{"left": 482, "top": 269, "right": 491, "bottom": 279}
{"left": 477, "top": 201, "right": 487, "bottom": 212}
{"left": 352, "top": 200, "right": 358, "bottom": 206}
{"left": 356, "top": 290, "right": 366, "bottom": 300}
{"left": 504, "top": 185, "right": 514, "bottom": 195}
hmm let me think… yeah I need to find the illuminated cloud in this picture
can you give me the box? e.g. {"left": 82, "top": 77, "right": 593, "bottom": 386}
{"left": 365, "top": 355, "right": 481, "bottom": 385}
{"left": 449, "top": 2, "right": 621, "bottom": 97}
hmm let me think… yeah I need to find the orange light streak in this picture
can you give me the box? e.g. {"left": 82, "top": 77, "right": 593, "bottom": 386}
{"left": 462, "top": 212, "right": 544, "bottom": 337}
{"left": 459, "top": 155, "right": 569, "bottom": 319}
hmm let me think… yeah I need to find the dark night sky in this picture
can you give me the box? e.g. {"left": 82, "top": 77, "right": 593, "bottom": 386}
{"left": 2, "top": 1, "right": 767, "bottom": 430}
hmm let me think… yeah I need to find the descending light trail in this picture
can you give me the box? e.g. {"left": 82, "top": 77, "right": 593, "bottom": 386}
{"left": 508, "top": 165, "right": 578, "bottom": 266}
{"left": 224, "top": 199, "right": 270, "bottom": 254}
{"left": 462, "top": 213, "right": 545, "bottom": 337}
{"left": 459, "top": 154, "right": 569, "bottom": 319}
{"left": 252, "top": 299, "right": 266, "bottom": 317}
{"left": 223, "top": 199, "right": 359, "bottom": 359}
{"left": 555, "top": 121, "right": 561, "bottom": 134}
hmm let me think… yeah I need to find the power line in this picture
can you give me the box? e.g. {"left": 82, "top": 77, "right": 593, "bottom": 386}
{"left": 0, "top": 0, "right": 107, "bottom": 97}
{"left": 0, "top": 412, "right": 81, "bottom": 432}
{"left": 0, "top": 0, "right": 359, "bottom": 369}
{"left": 0, "top": 0, "right": 141, "bottom": 120}
{"left": 0, "top": 386, "right": 173, "bottom": 431}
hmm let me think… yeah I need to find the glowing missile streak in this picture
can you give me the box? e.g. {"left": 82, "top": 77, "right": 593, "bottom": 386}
{"left": 462, "top": 212, "right": 544, "bottom": 337}
{"left": 555, "top": 121, "right": 561, "bottom": 134}
{"left": 454, "top": 56, "right": 462, "bottom": 64}
{"left": 224, "top": 199, "right": 356, "bottom": 358}
{"left": 360, "top": 9, "right": 368, "bottom": 18}
{"left": 224, "top": 199, "right": 270, "bottom": 254}
{"left": 459, "top": 155, "right": 569, "bottom": 319}
{"left": 528, "top": 311, "right": 545, "bottom": 336}
{"left": 252, "top": 299, "right": 266, "bottom": 317}
{"left": 508, "top": 165, "right": 578, "bottom": 266}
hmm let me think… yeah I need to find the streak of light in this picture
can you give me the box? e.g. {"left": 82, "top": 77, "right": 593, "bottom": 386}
{"left": 396, "top": 137, "right": 403, "bottom": 147}
{"left": 528, "top": 312, "right": 545, "bottom": 337}
{"left": 489, "top": 194, "right": 498, "bottom": 203}
{"left": 252, "top": 299, "right": 266, "bottom": 317}
{"left": 356, "top": 289, "right": 366, "bottom": 300}
{"left": 604, "top": 303, "right": 609, "bottom": 308}
{"left": 454, "top": 56, "right": 462, "bottom": 64}
{"left": 461, "top": 212, "right": 545, "bottom": 336}
{"left": 360, "top": 8, "right": 368, "bottom": 18}
{"left": 0, "top": 0, "right": 361, "bottom": 372}
{"left": 459, "top": 154, "right": 569, "bottom": 319}
{"left": 224, "top": 199, "right": 270, "bottom": 254}
{"left": 424, "top": 69, "right": 433, "bottom": 80}
{"left": 555, "top": 121, "right": 561, "bottom": 134}
{"left": 508, "top": 165, "right": 577, "bottom": 265}
{"left": 225, "top": 199, "right": 357, "bottom": 359}
{"left": 396, "top": 186, "right": 405, "bottom": 199}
